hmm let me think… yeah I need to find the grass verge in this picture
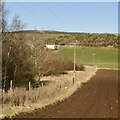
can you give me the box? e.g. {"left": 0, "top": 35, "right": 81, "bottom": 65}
{"left": 2, "top": 66, "right": 97, "bottom": 118}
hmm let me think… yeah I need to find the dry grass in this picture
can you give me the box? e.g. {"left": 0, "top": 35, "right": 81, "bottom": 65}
{"left": 2, "top": 66, "right": 97, "bottom": 118}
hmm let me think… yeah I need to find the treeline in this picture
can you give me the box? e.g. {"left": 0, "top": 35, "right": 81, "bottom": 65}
{"left": 45, "top": 32, "right": 119, "bottom": 48}
{"left": 18, "top": 30, "right": 119, "bottom": 48}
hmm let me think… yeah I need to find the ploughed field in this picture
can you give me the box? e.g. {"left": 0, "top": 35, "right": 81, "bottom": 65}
{"left": 13, "top": 69, "right": 118, "bottom": 118}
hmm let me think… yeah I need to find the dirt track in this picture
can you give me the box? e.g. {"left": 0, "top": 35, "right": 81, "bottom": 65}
{"left": 14, "top": 69, "right": 118, "bottom": 118}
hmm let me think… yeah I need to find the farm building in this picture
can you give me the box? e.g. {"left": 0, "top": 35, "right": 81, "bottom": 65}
{"left": 46, "top": 43, "right": 60, "bottom": 50}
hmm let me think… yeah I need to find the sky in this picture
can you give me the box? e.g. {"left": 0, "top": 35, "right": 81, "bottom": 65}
{"left": 6, "top": 2, "right": 118, "bottom": 33}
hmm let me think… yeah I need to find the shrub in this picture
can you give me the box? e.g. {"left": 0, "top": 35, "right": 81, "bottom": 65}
{"left": 65, "top": 59, "right": 85, "bottom": 71}
{"left": 77, "top": 64, "right": 85, "bottom": 71}
{"left": 39, "top": 53, "right": 67, "bottom": 76}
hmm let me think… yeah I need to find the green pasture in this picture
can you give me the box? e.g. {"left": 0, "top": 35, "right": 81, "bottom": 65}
{"left": 59, "top": 47, "right": 118, "bottom": 69}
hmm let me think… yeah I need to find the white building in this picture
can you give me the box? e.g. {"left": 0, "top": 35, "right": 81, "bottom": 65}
{"left": 46, "top": 43, "right": 60, "bottom": 50}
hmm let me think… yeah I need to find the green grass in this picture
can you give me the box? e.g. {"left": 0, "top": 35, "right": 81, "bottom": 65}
{"left": 59, "top": 47, "right": 118, "bottom": 69}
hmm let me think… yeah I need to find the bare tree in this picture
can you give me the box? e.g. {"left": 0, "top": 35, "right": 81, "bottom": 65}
{"left": 1, "top": 0, "right": 31, "bottom": 91}
{"left": 0, "top": 0, "right": 9, "bottom": 33}
{"left": 0, "top": 0, "right": 25, "bottom": 43}
{"left": 10, "top": 15, "right": 25, "bottom": 32}
{"left": 28, "top": 38, "right": 66, "bottom": 86}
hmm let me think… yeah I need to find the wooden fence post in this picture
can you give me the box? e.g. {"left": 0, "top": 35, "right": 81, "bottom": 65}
{"left": 72, "top": 78, "right": 74, "bottom": 84}
{"left": 10, "top": 80, "right": 13, "bottom": 92}
{"left": 10, "top": 80, "right": 13, "bottom": 91}
{"left": 41, "top": 82, "right": 43, "bottom": 87}
{"left": 59, "top": 79, "right": 62, "bottom": 89}
{"left": 29, "top": 82, "right": 31, "bottom": 91}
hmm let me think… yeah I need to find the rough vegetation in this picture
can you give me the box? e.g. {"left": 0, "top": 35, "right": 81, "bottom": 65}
{"left": 13, "top": 30, "right": 119, "bottom": 48}
{"left": 2, "top": 67, "right": 97, "bottom": 117}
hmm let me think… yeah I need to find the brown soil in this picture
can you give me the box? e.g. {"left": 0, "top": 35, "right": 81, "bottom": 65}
{"left": 13, "top": 69, "right": 118, "bottom": 118}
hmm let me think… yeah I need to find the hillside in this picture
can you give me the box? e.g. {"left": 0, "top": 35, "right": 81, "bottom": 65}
{"left": 5, "top": 30, "right": 119, "bottom": 48}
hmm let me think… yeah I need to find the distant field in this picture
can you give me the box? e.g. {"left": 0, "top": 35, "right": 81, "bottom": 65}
{"left": 59, "top": 47, "right": 118, "bottom": 69}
